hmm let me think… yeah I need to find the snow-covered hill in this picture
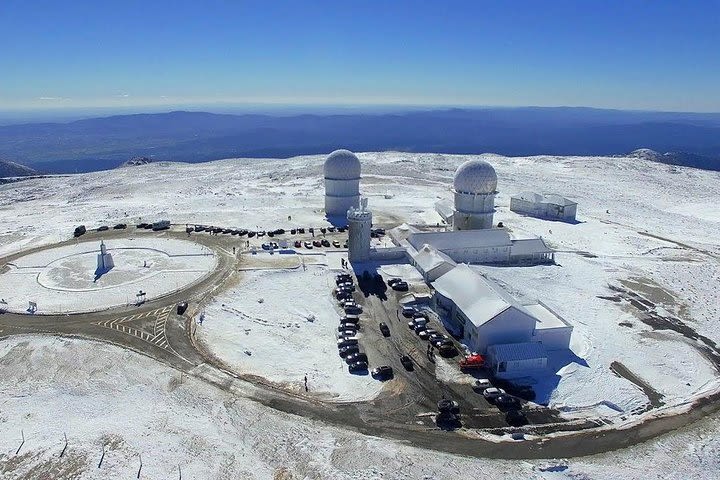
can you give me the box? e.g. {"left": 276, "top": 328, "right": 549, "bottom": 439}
{"left": 1, "top": 151, "right": 719, "bottom": 477}
{"left": 0, "top": 158, "right": 37, "bottom": 178}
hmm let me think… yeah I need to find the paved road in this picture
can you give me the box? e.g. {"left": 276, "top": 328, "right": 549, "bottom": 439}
{"left": 2, "top": 227, "right": 720, "bottom": 460}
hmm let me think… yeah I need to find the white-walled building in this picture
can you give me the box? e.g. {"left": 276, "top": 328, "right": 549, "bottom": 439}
{"left": 388, "top": 225, "right": 555, "bottom": 266}
{"left": 431, "top": 264, "right": 572, "bottom": 378}
{"left": 451, "top": 159, "right": 498, "bottom": 230}
{"left": 324, "top": 149, "right": 361, "bottom": 218}
{"left": 510, "top": 192, "right": 577, "bottom": 222}
{"left": 407, "top": 243, "right": 457, "bottom": 282}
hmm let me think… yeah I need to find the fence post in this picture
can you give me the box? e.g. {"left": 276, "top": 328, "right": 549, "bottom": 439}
{"left": 59, "top": 432, "right": 68, "bottom": 458}
{"left": 98, "top": 444, "right": 105, "bottom": 468}
{"left": 137, "top": 454, "right": 142, "bottom": 479}
{"left": 15, "top": 430, "right": 25, "bottom": 455}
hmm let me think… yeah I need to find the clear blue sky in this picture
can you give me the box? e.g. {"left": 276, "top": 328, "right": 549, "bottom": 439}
{"left": 1, "top": 0, "right": 718, "bottom": 112}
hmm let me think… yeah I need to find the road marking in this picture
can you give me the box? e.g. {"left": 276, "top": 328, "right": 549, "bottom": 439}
{"left": 95, "top": 306, "right": 174, "bottom": 352}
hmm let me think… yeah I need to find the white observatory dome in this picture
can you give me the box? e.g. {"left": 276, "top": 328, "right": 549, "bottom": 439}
{"left": 324, "top": 149, "right": 361, "bottom": 180}
{"left": 452, "top": 159, "right": 498, "bottom": 194}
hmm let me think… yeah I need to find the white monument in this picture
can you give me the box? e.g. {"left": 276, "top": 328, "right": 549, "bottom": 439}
{"left": 324, "top": 149, "right": 361, "bottom": 218}
{"left": 347, "top": 197, "right": 372, "bottom": 262}
{"left": 452, "top": 159, "right": 497, "bottom": 230}
{"left": 96, "top": 240, "right": 115, "bottom": 273}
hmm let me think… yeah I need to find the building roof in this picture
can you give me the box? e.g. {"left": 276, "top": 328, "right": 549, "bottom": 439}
{"left": 524, "top": 303, "right": 571, "bottom": 330}
{"left": 431, "top": 264, "right": 518, "bottom": 328}
{"left": 324, "top": 149, "right": 361, "bottom": 180}
{"left": 510, "top": 238, "right": 553, "bottom": 256}
{"left": 433, "top": 198, "right": 455, "bottom": 222}
{"left": 511, "top": 191, "right": 577, "bottom": 207}
{"left": 487, "top": 342, "right": 548, "bottom": 362}
{"left": 408, "top": 228, "right": 512, "bottom": 251}
{"left": 411, "top": 244, "right": 457, "bottom": 274}
{"left": 453, "top": 159, "right": 498, "bottom": 195}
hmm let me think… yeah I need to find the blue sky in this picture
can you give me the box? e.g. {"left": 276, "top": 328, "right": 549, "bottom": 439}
{"left": 0, "top": 0, "right": 718, "bottom": 112}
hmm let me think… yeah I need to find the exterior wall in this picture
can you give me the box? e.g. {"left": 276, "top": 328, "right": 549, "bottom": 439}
{"left": 489, "top": 355, "right": 548, "bottom": 379}
{"left": 325, "top": 178, "right": 360, "bottom": 217}
{"left": 465, "top": 307, "right": 536, "bottom": 354}
{"left": 453, "top": 191, "right": 495, "bottom": 230}
{"left": 510, "top": 197, "right": 577, "bottom": 222}
{"left": 425, "top": 262, "right": 455, "bottom": 282}
{"left": 533, "top": 326, "right": 572, "bottom": 351}
{"left": 347, "top": 209, "right": 372, "bottom": 262}
{"left": 369, "top": 247, "right": 408, "bottom": 262}
{"left": 440, "top": 245, "right": 511, "bottom": 264}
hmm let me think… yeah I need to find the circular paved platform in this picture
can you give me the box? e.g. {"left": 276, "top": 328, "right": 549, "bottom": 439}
{"left": 0, "top": 237, "right": 217, "bottom": 314}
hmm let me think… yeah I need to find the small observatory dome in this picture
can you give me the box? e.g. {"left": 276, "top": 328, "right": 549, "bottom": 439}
{"left": 452, "top": 159, "right": 498, "bottom": 194}
{"left": 324, "top": 149, "right": 361, "bottom": 180}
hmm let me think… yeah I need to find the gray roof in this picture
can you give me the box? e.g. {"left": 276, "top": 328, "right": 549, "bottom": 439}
{"left": 488, "top": 342, "right": 548, "bottom": 362}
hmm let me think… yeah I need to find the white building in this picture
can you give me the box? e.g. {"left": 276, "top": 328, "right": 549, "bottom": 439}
{"left": 347, "top": 198, "right": 372, "bottom": 263}
{"left": 407, "top": 243, "right": 457, "bottom": 282}
{"left": 510, "top": 192, "right": 577, "bottom": 222}
{"left": 324, "top": 149, "right": 361, "bottom": 219}
{"left": 431, "top": 264, "right": 572, "bottom": 377}
{"left": 451, "top": 159, "right": 498, "bottom": 230}
{"left": 487, "top": 343, "right": 549, "bottom": 380}
{"left": 389, "top": 225, "right": 555, "bottom": 265}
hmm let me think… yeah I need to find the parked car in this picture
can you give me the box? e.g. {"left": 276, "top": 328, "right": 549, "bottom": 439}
{"left": 338, "top": 345, "right": 360, "bottom": 357}
{"left": 294, "top": 240, "right": 302, "bottom": 248}
{"left": 344, "top": 305, "right": 362, "bottom": 315}
{"left": 391, "top": 281, "right": 409, "bottom": 291}
{"left": 338, "top": 330, "right": 357, "bottom": 339}
{"left": 340, "top": 315, "right": 360, "bottom": 324}
{"left": 401, "top": 305, "right": 416, "bottom": 317}
{"left": 495, "top": 395, "right": 522, "bottom": 410}
{"left": 437, "top": 398, "right": 460, "bottom": 414}
{"left": 337, "top": 337, "right": 359, "bottom": 347}
{"left": 345, "top": 352, "right": 368, "bottom": 365}
{"left": 428, "top": 333, "right": 448, "bottom": 343}
{"left": 348, "top": 361, "right": 368, "bottom": 373}
{"left": 408, "top": 318, "right": 427, "bottom": 329}
{"left": 73, "top": 225, "right": 87, "bottom": 237}
{"left": 290, "top": 229, "right": 297, "bottom": 235}
{"left": 176, "top": 302, "right": 188, "bottom": 315}
{"left": 418, "top": 329, "right": 437, "bottom": 340}
{"left": 483, "top": 387, "right": 506, "bottom": 401}
{"left": 473, "top": 379, "right": 492, "bottom": 392}
{"left": 505, "top": 409, "right": 528, "bottom": 427}
{"left": 113, "top": 223, "right": 127, "bottom": 230}
{"left": 438, "top": 343, "right": 458, "bottom": 357}
{"left": 247, "top": 231, "right": 256, "bottom": 238}
{"left": 313, "top": 240, "right": 322, "bottom": 247}
{"left": 400, "top": 355, "right": 414, "bottom": 371}
{"left": 338, "top": 323, "right": 359, "bottom": 332}
{"left": 371, "top": 365, "right": 394, "bottom": 380}
{"left": 97, "top": 225, "right": 109, "bottom": 232}
{"left": 431, "top": 338, "right": 453, "bottom": 349}
{"left": 332, "top": 240, "right": 341, "bottom": 248}
{"left": 379, "top": 322, "right": 390, "bottom": 337}
{"left": 304, "top": 241, "right": 313, "bottom": 249}
{"left": 387, "top": 278, "right": 402, "bottom": 287}
{"left": 414, "top": 323, "right": 427, "bottom": 334}
{"left": 413, "top": 311, "right": 429, "bottom": 320}
{"left": 343, "top": 240, "right": 348, "bottom": 248}
{"left": 297, "top": 228, "right": 305, "bottom": 234}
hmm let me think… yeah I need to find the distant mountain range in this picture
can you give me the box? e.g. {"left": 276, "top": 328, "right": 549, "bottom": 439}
{"left": 0, "top": 107, "right": 718, "bottom": 173}
{"left": 0, "top": 158, "right": 38, "bottom": 178}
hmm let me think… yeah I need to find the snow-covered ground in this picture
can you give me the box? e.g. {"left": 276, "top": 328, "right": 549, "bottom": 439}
{"left": 0, "top": 237, "right": 215, "bottom": 314}
{"left": 197, "top": 263, "right": 383, "bottom": 401}
{"left": 2, "top": 335, "right": 720, "bottom": 479}
{"left": 1, "top": 151, "right": 719, "bottom": 475}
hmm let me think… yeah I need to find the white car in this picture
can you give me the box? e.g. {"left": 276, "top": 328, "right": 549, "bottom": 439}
{"left": 483, "top": 387, "right": 506, "bottom": 400}
{"left": 474, "top": 379, "right": 492, "bottom": 391}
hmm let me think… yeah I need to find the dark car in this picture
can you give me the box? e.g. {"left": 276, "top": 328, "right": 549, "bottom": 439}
{"left": 379, "top": 322, "right": 390, "bottom": 337}
{"left": 345, "top": 352, "right": 368, "bottom": 365}
{"left": 320, "top": 227, "right": 327, "bottom": 234}
{"left": 294, "top": 240, "right": 302, "bottom": 248}
{"left": 495, "top": 395, "right": 522, "bottom": 410}
{"left": 290, "top": 229, "right": 297, "bottom": 235}
{"left": 313, "top": 240, "right": 322, "bottom": 247}
{"left": 336, "top": 291, "right": 353, "bottom": 301}
{"left": 348, "top": 361, "right": 368, "bottom": 373}
{"left": 391, "top": 281, "right": 409, "bottom": 291}
{"left": 437, "top": 398, "right": 460, "bottom": 414}
{"left": 505, "top": 409, "right": 529, "bottom": 427}
{"left": 340, "top": 315, "right": 360, "bottom": 324}
{"left": 247, "top": 231, "right": 256, "bottom": 238}
{"left": 414, "top": 323, "right": 427, "bottom": 334}
{"left": 337, "top": 226, "right": 346, "bottom": 233}
{"left": 338, "top": 345, "right": 360, "bottom": 357}
{"left": 371, "top": 365, "right": 394, "bottom": 380}
{"left": 113, "top": 223, "right": 127, "bottom": 230}
{"left": 97, "top": 225, "right": 109, "bottom": 232}
{"left": 438, "top": 344, "right": 458, "bottom": 357}
{"left": 418, "top": 329, "right": 437, "bottom": 340}
{"left": 222, "top": 228, "right": 232, "bottom": 234}
{"left": 401, "top": 305, "right": 416, "bottom": 318}
{"left": 298, "top": 228, "right": 305, "bottom": 234}
{"left": 327, "top": 226, "right": 336, "bottom": 232}
{"left": 344, "top": 305, "right": 362, "bottom": 315}
{"left": 321, "top": 239, "right": 331, "bottom": 247}
{"left": 194, "top": 225, "right": 204, "bottom": 232}
{"left": 308, "top": 227, "right": 314, "bottom": 234}
{"left": 238, "top": 229, "right": 248, "bottom": 236}
{"left": 176, "top": 302, "right": 188, "bottom": 315}
{"left": 73, "top": 225, "right": 87, "bottom": 237}
{"left": 400, "top": 355, "right": 414, "bottom": 371}
{"left": 431, "top": 337, "right": 453, "bottom": 348}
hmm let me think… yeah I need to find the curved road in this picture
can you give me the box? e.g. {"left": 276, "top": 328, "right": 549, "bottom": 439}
{"left": 1, "top": 228, "right": 719, "bottom": 460}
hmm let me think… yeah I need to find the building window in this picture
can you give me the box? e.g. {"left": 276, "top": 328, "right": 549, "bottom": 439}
{"left": 498, "top": 361, "right": 507, "bottom": 373}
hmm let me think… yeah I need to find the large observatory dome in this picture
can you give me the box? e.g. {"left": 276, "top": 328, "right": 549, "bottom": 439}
{"left": 453, "top": 159, "right": 497, "bottom": 194}
{"left": 324, "top": 149, "right": 361, "bottom": 180}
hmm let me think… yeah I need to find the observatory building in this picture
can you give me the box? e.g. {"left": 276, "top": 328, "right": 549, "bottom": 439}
{"left": 324, "top": 149, "right": 361, "bottom": 219}
{"left": 449, "top": 159, "right": 498, "bottom": 230}
{"left": 347, "top": 198, "right": 373, "bottom": 262}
